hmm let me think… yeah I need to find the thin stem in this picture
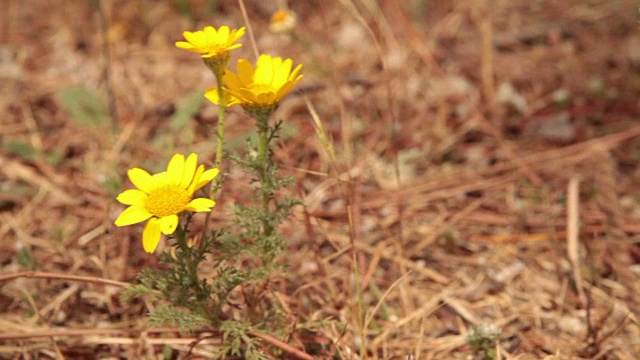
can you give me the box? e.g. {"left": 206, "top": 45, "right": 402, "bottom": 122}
{"left": 96, "top": 0, "right": 119, "bottom": 133}
{"left": 203, "top": 72, "right": 227, "bottom": 238}
{"left": 256, "top": 116, "right": 272, "bottom": 237}
{"left": 175, "top": 224, "right": 212, "bottom": 320}
{"left": 214, "top": 71, "right": 226, "bottom": 171}
{"left": 186, "top": 253, "right": 215, "bottom": 322}
{"left": 238, "top": 0, "right": 259, "bottom": 61}
{"left": 257, "top": 119, "right": 268, "bottom": 183}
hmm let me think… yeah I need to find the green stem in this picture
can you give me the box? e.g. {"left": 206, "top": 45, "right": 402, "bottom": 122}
{"left": 203, "top": 72, "right": 226, "bottom": 238}
{"left": 213, "top": 71, "right": 226, "bottom": 171}
{"left": 176, "top": 226, "right": 211, "bottom": 319}
{"left": 186, "top": 251, "right": 214, "bottom": 321}
{"left": 256, "top": 116, "right": 273, "bottom": 238}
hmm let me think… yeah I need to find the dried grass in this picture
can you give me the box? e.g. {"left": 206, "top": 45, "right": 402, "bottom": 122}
{"left": 2, "top": 0, "right": 640, "bottom": 358}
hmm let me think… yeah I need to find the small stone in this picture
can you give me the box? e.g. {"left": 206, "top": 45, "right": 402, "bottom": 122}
{"left": 526, "top": 111, "right": 576, "bottom": 143}
{"left": 497, "top": 82, "right": 528, "bottom": 114}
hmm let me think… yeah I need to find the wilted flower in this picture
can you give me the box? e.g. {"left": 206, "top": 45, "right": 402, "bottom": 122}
{"left": 270, "top": 9, "right": 297, "bottom": 33}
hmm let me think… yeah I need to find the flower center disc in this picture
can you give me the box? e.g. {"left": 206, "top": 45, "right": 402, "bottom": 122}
{"left": 146, "top": 186, "right": 191, "bottom": 217}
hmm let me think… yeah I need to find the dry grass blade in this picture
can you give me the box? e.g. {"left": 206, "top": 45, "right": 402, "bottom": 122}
{"left": 364, "top": 271, "right": 412, "bottom": 330}
{"left": 0, "top": 271, "right": 130, "bottom": 288}
{"left": 567, "top": 176, "right": 586, "bottom": 307}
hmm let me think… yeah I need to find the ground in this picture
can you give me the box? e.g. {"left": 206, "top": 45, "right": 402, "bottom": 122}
{"left": 1, "top": 0, "right": 640, "bottom": 359}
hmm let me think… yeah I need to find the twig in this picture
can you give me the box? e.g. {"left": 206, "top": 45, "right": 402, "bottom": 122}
{"left": 567, "top": 177, "right": 587, "bottom": 307}
{"left": 0, "top": 327, "right": 180, "bottom": 341}
{"left": 470, "top": 221, "right": 640, "bottom": 243}
{"left": 0, "top": 326, "right": 314, "bottom": 359}
{"left": 364, "top": 271, "right": 412, "bottom": 330}
{"left": 471, "top": 3, "right": 495, "bottom": 110}
{"left": 237, "top": 0, "right": 259, "bottom": 60}
{"left": 0, "top": 271, "right": 129, "bottom": 288}
{"left": 96, "top": 0, "right": 119, "bottom": 131}
{"left": 250, "top": 332, "right": 314, "bottom": 360}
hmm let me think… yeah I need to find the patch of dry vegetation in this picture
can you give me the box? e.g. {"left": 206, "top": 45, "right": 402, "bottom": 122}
{"left": 1, "top": 0, "right": 640, "bottom": 358}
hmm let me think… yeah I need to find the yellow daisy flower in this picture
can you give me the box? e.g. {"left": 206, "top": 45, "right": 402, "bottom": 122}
{"left": 114, "top": 153, "right": 219, "bottom": 253}
{"left": 205, "top": 54, "right": 303, "bottom": 112}
{"left": 175, "top": 25, "right": 245, "bottom": 59}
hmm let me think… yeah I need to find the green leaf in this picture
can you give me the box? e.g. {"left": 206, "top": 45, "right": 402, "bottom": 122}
{"left": 57, "top": 85, "right": 109, "bottom": 127}
{"left": 120, "top": 284, "right": 160, "bottom": 302}
{"left": 3, "top": 141, "right": 37, "bottom": 161}
{"left": 17, "top": 246, "right": 37, "bottom": 270}
{"left": 148, "top": 305, "right": 210, "bottom": 333}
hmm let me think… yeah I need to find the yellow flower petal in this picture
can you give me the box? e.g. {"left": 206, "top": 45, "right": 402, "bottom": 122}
{"left": 114, "top": 205, "right": 152, "bottom": 226}
{"left": 205, "top": 87, "right": 239, "bottom": 106}
{"left": 183, "top": 30, "right": 200, "bottom": 45}
{"left": 273, "top": 58, "right": 292, "bottom": 87}
{"left": 158, "top": 214, "right": 179, "bottom": 235}
{"left": 204, "top": 88, "right": 220, "bottom": 104}
{"left": 185, "top": 198, "right": 215, "bottom": 212}
{"left": 237, "top": 59, "right": 255, "bottom": 85}
{"left": 142, "top": 218, "right": 162, "bottom": 253}
{"left": 223, "top": 70, "right": 244, "bottom": 91}
{"left": 203, "top": 25, "right": 217, "bottom": 38}
{"left": 194, "top": 168, "right": 220, "bottom": 192}
{"left": 188, "top": 165, "right": 205, "bottom": 193}
{"left": 180, "top": 153, "right": 198, "bottom": 188}
{"left": 166, "top": 154, "right": 185, "bottom": 185}
{"left": 217, "top": 26, "right": 230, "bottom": 41}
{"left": 237, "top": 27, "right": 247, "bottom": 37}
{"left": 275, "top": 84, "right": 293, "bottom": 101}
{"left": 175, "top": 41, "right": 196, "bottom": 50}
{"left": 254, "top": 55, "right": 274, "bottom": 85}
{"left": 290, "top": 64, "right": 303, "bottom": 80}
{"left": 116, "top": 189, "right": 148, "bottom": 206}
{"left": 128, "top": 168, "right": 153, "bottom": 193}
